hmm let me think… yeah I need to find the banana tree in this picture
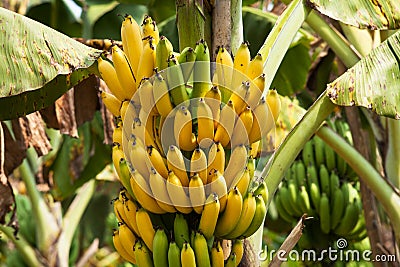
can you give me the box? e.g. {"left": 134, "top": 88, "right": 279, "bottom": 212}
{"left": 0, "top": 0, "right": 399, "bottom": 266}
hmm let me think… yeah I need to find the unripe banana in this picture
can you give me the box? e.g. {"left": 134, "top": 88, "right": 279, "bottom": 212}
{"left": 319, "top": 164, "right": 330, "bottom": 198}
{"left": 211, "top": 240, "right": 224, "bottom": 267}
{"left": 274, "top": 193, "right": 294, "bottom": 223}
{"left": 265, "top": 89, "right": 281, "bottom": 122}
{"left": 136, "top": 37, "right": 156, "bottom": 88}
{"left": 313, "top": 136, "right": 325, "bottom": 168}
{"left": 277, "top": 186, "right": 298, "bottom": 217}
{"left": 112, "top": 229, "right": 137, "bottom": 263}
{"left": 330, "top": 171, "right": 340, "bottom": 198}
{"left": 324, "top": 141, "right": 336, "bottom": 172}
{"left": 190, "top": 148, "right": 208, "bottom": 185}
{"left": 248, "top": 98, "right": 274, "bottom": 144}
{"left": 330, "top": 188, "right": 345, "bottom": 230}
{"left": 121, "top": 15, "right": 142, "bottom": 76}
{"left": 136, "top": 207, "right": 156, "bottom": 251}
{"left": 225, "top": 253, "right": 237, "bottom": 267}
{"left": 241, "top": 194, "right": 267, "bottom": 238}
{"left": 231, "top": 106, "right": 253, "bottom": 146}
{"left": 295, "top": 160, "right": 307, "bottom": 187}
{"left": 153, "top": 72, "right": 174, "bottom": 118}
{"left": 198, "top": 193, "right": 220, "bottom": 240}
{"left": 181, "top": 242, "right": 196, "bottom": 267}
{"left": 168, "top": 241, "right": 182, "bottom": 267}
{"left": 100, "top": 90, "right": 122, "bottom": 117}
{"left": 134, "top": 238, "right": 154, "bottom": 267}
{"left": 178, "top": 47, "right": 197, "bottom": 84}
{"left": 302, "top": 139, "right": 316, "bottom": 168}
{"left": 112, "top": 45, "right": 137, "bottom": 99}
{"left": 149, "top": 167, "right": 177, "bottom": 213}
{"left": 174, "top": 105, "right": 198, "bottom": 151}
{"left": 167, "top": 145, "right": 190, "bottom": 187}
{"left": 174, "top": 213, "right": 190, "bottom": 250}
{"left": 215, "top": 187, "right": 243, "bottom": 237}
{"left": 207, "top": 142, "right": 225, "bottom": 183}
{"left": 167, "top": 54, "right": 190, "bottom": 107}
{"left": 225, "top": 192, "right": 257, "bottom": 239}
{"left": 214, "top": 100, "right": 236, "bottom": 147}
{"left": 287, "top": 179, "right": 303, "bottom": 216}
{"left": 193, "top": 231, "right": 211, "bottom": 267}
{"left": 142, "top": 15, "right": 160, "bottom": 45}
{"left": 197, "top": 98, "right": 215, "bottom": 148}
{"left": 334, "top": 201, "right": 360, "bottom": 236}
{"left": 224, "top": 144, "right": 248, "bottom": 189}
{"left": 118, "top": 158, "right": 135, "bottom": 199}
{"left": 98, "top": 57, "right": 127, "bottom": 102}
{"left": 246, "top": 53, "right": 263, "bottom": 80}
{"left": 229, "top": 81, "right": 250, "bottom": 115}
{"left": 204, "top": 86, "right": 222, "bottom": 129}
{"left": 231, "top": 240, "right": 244, "bottom": 266}
{"left": 254, "top": 179, "right": 268, "bottom": 205}
{"left": 215, "top": 46, "right": 234, "bottom": 102}
{"left": 156, "top": 35, "right": 174, "bottom": 71}
{"left": 306, "top": 163, "right": 321, "bottom": 212}
{"left": 147, "top": 145, "right": 168, "bottom": 179}
{"left": 319, "top": 193, "right": 331, "bottom": 234}
{"left": 298, "top": 185, "right": 312, "bottom": 214}
{"left": 153, "top": 228, "right": 169, "bottom": 267}
{"left": 192, "top": 39, "right": 212, "bottom": 99}
{"left": 167, "top": 170, "right": 193, "bottom": 214}
{"left": 189, "top": 173, "right": 206, "bottom": 214}
{"left": 122, "top": 198, "right": 141, "bottom": 237}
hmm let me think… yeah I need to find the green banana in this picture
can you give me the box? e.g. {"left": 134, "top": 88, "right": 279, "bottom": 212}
{"left": 178, "top": 47, "right": 196, "bottom": 84}
{"left": 225, "top": 253, "right": 237, "bottom": 267}
{"left": 156, "top": 36, "right": 174, "bottom": 71}
{"left": 307, "top": 164, "right": 321, "bottom": 212}
{"left": 118, "top": 157, "right": 135, "bottom": 199}
{"left": 193, "top": 232, "right": 211, "bottom": 267}
{"left": 334, "top": 201, "right": 360, "bottom": 236}
{"left": 324, "top": 141, "right": 336, "bottom": 172}
{"left": 319, "top": 193, "right": 331, "bottom": 234}
{"left": 295, "top": 161, "right": 307, "bottom": 187}
{"left": 330, "top": 188, "right": 345, "bottom": 230}
{"left": 341, "top": 182, "right": 350, "bottom": 208}
{"left": 298, "top": 186, "right": 312, "bottom": 215}
{"left": 302, "top": 140, "right": 316, "bottom": 167}
{"left": 278, "top": 186, "right": 298, "bottom": 217}
{"left": 313, "top": 136, "right": 325, "bottom": 168}
{"left": 153, "top": 228, "right": 169, "bottom": 267}
{"left": 174, "top": 213, "right": 190, "bottom": 250}
{"left": 274, "top": 193, "right": 294, "bottom": 223}
{"left": 247, "top": 156, "right": 255, "bottom": 180}
{"left": 319, "top": 164, "right": 330, "bottom": 198}
{"left": 241, "top": 194, "right": 267, "bottom": 238}
{"left": 287, "top": 180, "right": 302, "bottom": 216}
{"left": 168, "top": 241, "right": 182, "bottom": 267}
{"left": 254, "top": 180, "right": 268, "bottom": 206}
{"left": 167, "top": 54, "right": 189, "bottom": 107}
{"left": 330, "top": 171, "right": 340, "bottom": 198}
{"left": 192, "top": 39, "right": 211, "bottom": 98}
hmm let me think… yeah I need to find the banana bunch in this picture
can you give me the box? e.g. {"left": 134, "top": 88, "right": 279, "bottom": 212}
{"left": 98, "top": 13, "right": 281, "bottom": 266}
{"left": 273, "top": 125, "right": 367, "bottom": 244}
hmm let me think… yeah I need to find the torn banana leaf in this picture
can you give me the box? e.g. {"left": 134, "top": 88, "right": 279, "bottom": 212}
{"left": 0, "top": 8, "right": 102, "bottom": 120}
{"left": 327, "top": 30, "right": 400, "bottom": 120}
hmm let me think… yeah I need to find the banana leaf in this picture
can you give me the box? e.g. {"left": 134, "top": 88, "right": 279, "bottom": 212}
{"left": 308, "top": 0, "right": 400, "bottom": 30}
{"left": 0, "top": 7, "right": 102, "bottom": 121}
{"left": 327, "top": 30, "right": 400, "bottom": 120}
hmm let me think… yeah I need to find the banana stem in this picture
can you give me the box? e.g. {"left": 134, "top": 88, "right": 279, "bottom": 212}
{"left": 0, "top": 225, "right": 44, "bottom": 267}
{"left": 230, "top": 0, "right": 243, "bottom": 54}
{"left": 18, "top": 159, "right": 60, "bottom": 254}
{"left": 57, "top": 179, "right": 96, "bottom": 267}
{"left": 386, "top": 119, "right": 400, "bottom": 188}
{"left": 316, "top": 125, "right": 400, "bottom": 244}
{"left": 212, "top": 0, "right": 231, "bottom": 58}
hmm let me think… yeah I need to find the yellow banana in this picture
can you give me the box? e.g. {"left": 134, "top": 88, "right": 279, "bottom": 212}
{"left": 215, "top": 46, "right": 234, "bottom": 102}
{"left": 224, "top": 192, "right": 257, "bottom": 239}
{"left": 246, "top": 77, "right": 263, "bottom": 110}
{"left": 136, "top": 207, "right": 156, "bottom": 251}
{"left": 253, "top": 73, "right": 266, "bottom": 93}
{"left": 246, "top": 53, "right": 263, "bottom": 80}
{"left": 134, "top": 238, "right": 154, "bottom": 267}
{"left": 188, "top": 173, "right": 206, "bottom": 214}
{"left": 224, "top": 144, "right": 248, "bottom": 189}
{"left": 138, "top": 78, "right": 158, "bottom": 116}
{"left": 113, "top": 121, "right": 123, "bottom": 145}
{"left": 204, "top": 86, "right": 222, "bottom": 129}
{"left": 100, "top": 90, "right": 122, "bottom": 117}
{"left": 128, "top": 135, "right": 151, "bottom": 179}
{"left": 120, "top": 99, "right": 135, "bottom": 125}
{"left": 136, "top": 37, "right": 156, "bottom": 88}
{"left": 153, "top": 72, "right": 174, "bottom": 118}
{"left": 174, "top": 106, "right": 198, "bottom": 151}
{"left": 113, "top": 197, "right": 126, "bottom": 223}
{"left": 112, "top": 229, "right": 137, "bottom": 263}
{"left": 231, "top": 106, "right": 253, "bottom": 147}
{"left": 248, "top": 97, "right": 274, "bottom": 144}
{"left": 98, "top": 58, "right": 127, "bottom": 102}
{"left": 112, "top": 45, "right": 137, "bottom": 99}
{"left": 231, "top": 240, "right": 244, "bottom": 266}
{"left": 265, "top": 89, "right": 281, "bottom": 122}
{"left": 156, "top": 35, "right": 174, "bottom": 71}
{"left": 130, "top": 116, "right": 157, "bottom": 153}
{"left": 214, "top": 187, "right": 243, "bottom": 237}
{"left": 210, "top": 240, "right": 224, "bottom": 267}
{"left": 166, "top": 171, "right": 193, "bottom": 214}
{"left": 181, "top": 242, "right": 196, "bottom": 267}
{"left": 228, "top": 81, "right": 250, "bottom": 115}
{"left": 214, "top": 100, "right": 236, "bottom": 147}
{"left": 130, "top": 168, "right": 166, "bottom": 214}
{"left": 122, "top": 198, "right": 142, "bottom": 237}
{"left": 112, "top": 143, "right": 124, "bottom": 178}
{"left": 167, "top": 145, "right": 189, "bottom": 187}
{"left": 198, "top": 192, "right": 220, "bottom": 240}
{"left": 149, "top": 167, "right": 177, "bottom": 213}
{"left": 233, "top": 167, "right": 251, "bottom": 197}
{"left": 147, "top": 145, "right": 168, "bottom": 179}
{"left": 207, "top": 142, "right": 225, "bottom": 183}
{"left": 193, "top": 231, "right": 211, "bottom": 267}
{"left": 209, "top": 170, "right": 228, "bottom": 213}
{"left": 197, "top": 98, "right": 215, "bottom": 148}
{"left": 121, "top": 15, "right": 142, "bottom": 75}
{"left": 190, "top": 148, "right": 208, "bottom": 185}
{"left": 231, "top": 42, "right": 251, "bottom": 95}
{"left": 141, "top": 15, "right": 160, "bottom": 45}
{"left": 118, "top": 223, "right": 139, "bottom": 260}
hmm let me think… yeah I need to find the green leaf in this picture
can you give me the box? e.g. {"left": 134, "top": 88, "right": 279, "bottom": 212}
{"left": 308, "top": 0, "right": 400, "bottom": 30}
{"left": 327, "top": 30, "right": 400, "bottom": 119}
{"left": 0, "top": 8, "right": 101, "bottom": 120}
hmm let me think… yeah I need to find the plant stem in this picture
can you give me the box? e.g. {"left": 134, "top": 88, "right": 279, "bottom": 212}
{"left": 230, "top": 0, "right": 243, "bottom": 54}
{"left": 0, "top": 225, "right": 44, "bottom": 267}
{"left": 385, "top": 119, "right": 400, "bottom": 188}
{"left": 212, "top": 0, "right": 231, "bottom": 58}
{"left": 18, "top": 159, "right": 59, "bottom": 254}
{"left": 57, "top": 179, "right": 96, "bottom": 267}
{"left": 316, "top": 125, "right": 400, "bottom": 244}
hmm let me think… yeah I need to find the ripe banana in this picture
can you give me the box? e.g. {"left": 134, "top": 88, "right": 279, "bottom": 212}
{"left": 121, "top": 14, "right": 142, "bottom": 76}
{"left": 231, "top": 239, "right": 244, "bottom": 266}
{"left": 234, "top": 167, "right": 251, "bottom": 197}
{"left": 100, "top": 90, "right": 122, "bottom": 117}
{"left": 232, "top": 42, "right": 251, "bottom": 92}
{"left": 231, "top": 106, "right": 253, "bottom": 146}
{"left": 138, "top": 78, "right": 158, "bottom": 116}
{"left": 167, "top": 145, "right": 189, "bottom": 187}
{"left": 136, "top": 37, "right": 156, "bottom": 88}
{"left": 122, "top": 198, "right": 141, "bottom": 237}
{"left": 198, "top": 193, "right": 220, "bottom": 240}
{"left": 112, "top": 229, "right": 136, "bottom": 263}
{"left": 134, "top": 238, "right": 154, "bottom": 267}
{"left": 112, "top": 45, "right": 137, "bottom": 99}
{"left": 168, "top": 241, "right": 182, "bottom": 267}
{"left": 98, "top": 58, "right": 127, "bottom": 102}
{"left": 214, "top": 187, "right": 243, "bottom": 237}
{"left": 181, "top": 242, "right": 196, "bottom": 267}
{"left": 207, "top": 142, "right": 225, "bottom": 183}
{"left": 241, "top": 194, "right": 267, "bottom": 238}
{"left": 174, "top": 213, "right": 190, "bottom": 250}
{"left": 149, "top": 167, "right": 177, "bottom": 213}
{"left": 118, "top": 223, "right": 139, "bottom": 260}
{"left": 128, "top": 135, "right": 151, "bottom": 179}
{"left": 214, "top": 100, "right": 236, "bottom": 147}
{"left": 265, "top": 89, "right": 281, "bottom": 122}
{"left": 188, "top": 173, "right": 206, "bottom": 214}
{"left": 224, "top": 144, "right": 248, "bottom": 189}
{"left": 136, "top": 207, "right": 156, "bottom": 251}
{"left": 174, "top": 105, "right": 198, "bottom": 151}
{"left": 166, "top": 170, "right": 193, "bottom": 214}
{"left": 210, "top": 240, "right": 224, "bottom": 267}
{"left": 215, "top": 46, "right": 234, "bottom": 102}
{"left": 153, "top": 228, "right": 169, "bottom": 267}
{"left": 197, "top": 98, "right": 214, "bottom": 148}
{"left": 141, "top": 15, "right": 160, "bottom": 45}
{"left": 147, "top": 145, "right": 168, "bottom": 179}
{"left": 204, "top": 86, "right": 222, "bottom": 129}
{"left": 229, "top": 81, "right": 250, "bottom": 115}
{"left": 152, "top": 72, "right": 174, "bottom": 118}
{"left": 246, "top": 53, "right": 263, "bottom": 80}
{"left": 248, "top": 98, "right": 274, "bottom": 144}
{"left": 190, "top": 148, "right": 208, "bottom": 185}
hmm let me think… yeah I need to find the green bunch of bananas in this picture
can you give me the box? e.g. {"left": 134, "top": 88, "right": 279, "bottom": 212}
{"left": 98, "top": 14, "right": 281, "bottom": 266}
{"left": 274, "top": 121, "right": 367, "bottom": 247}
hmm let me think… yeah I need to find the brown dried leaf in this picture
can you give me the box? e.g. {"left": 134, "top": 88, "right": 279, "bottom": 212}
{"left": 3, "top": 121, "right": 27, "bottom": 176}
{"left": 99, "top": 79, "right": 115, "bottom": 145}
{"left": 74, "top": 75, "right": 100, "bottom": 126}
{"left": 55, "top": 89, "right": 78, "bottom": 138}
